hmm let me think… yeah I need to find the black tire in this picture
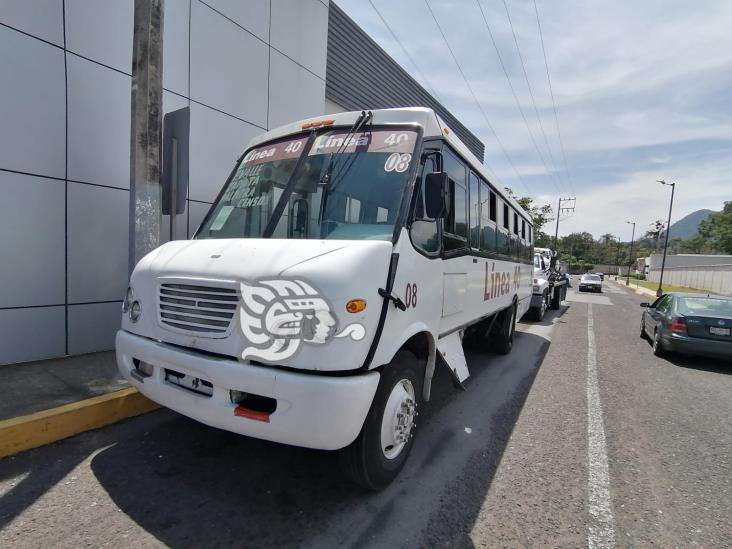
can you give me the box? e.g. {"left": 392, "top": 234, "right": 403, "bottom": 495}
{"left": 338, "top": 350, "right": 423, "bottom": 490}
{"left": 652, "top": 330, "right": 665, "bottom": 357}
{"left": 550, "top": 287, "right": 561, "bottom": 310}
{"left": 530, "top": 293, "right": 547, "bottom": 321}
{"left": 492, "top": 302, "right": 516, "bottom": 355}
{"left": 640, "top": 317, "right": 648, "bottom": 340}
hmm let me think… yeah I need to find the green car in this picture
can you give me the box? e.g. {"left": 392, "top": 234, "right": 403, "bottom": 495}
{"left": 640, "top": 293, "right": 732, "bottom": 359}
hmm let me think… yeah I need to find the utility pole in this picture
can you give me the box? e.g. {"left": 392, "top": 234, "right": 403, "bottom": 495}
{"left": 625, "top": 220, "right": 636, "bottom": 286}
{"left": 129, "top": 0, "right": 164, "bottom": 275}
{"left": 656, "top": 179, "right": 676, "bottom": 297}
{"left": 553, "top": 197, "right": 576, "bottom": 250}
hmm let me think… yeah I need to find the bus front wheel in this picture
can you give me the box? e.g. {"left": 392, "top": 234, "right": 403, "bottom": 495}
{"left": 338, "top": 350, "right": 422, "bottom": 490}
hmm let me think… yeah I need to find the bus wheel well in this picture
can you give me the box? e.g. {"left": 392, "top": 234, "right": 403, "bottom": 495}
{"left": 397, "top": 332, "right": 436, "bottom": 402}
{"left": 403, "top": 332, "right": 431, "bottom": 365}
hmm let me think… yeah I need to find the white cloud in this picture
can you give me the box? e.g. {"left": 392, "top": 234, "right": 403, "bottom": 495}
{"left": 337, "top": 0, "right": 732, "bottom": 233}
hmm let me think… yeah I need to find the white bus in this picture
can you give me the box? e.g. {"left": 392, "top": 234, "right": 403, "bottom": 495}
{"left": 116, "top": 107, "right": 533, "bottom": 489}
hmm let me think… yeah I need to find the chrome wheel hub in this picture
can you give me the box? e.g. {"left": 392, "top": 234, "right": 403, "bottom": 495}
{"left": 380, "top": 379, "right": 416, "bottom": 460}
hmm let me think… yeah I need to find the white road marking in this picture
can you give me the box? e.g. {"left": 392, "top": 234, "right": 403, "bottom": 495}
{"left": 586, "top": 303, "right": 616, "bottom": 548}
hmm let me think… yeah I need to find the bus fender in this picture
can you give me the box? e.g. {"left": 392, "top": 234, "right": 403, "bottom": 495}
{"left": 377, "top": 323, "right": 437, "bottom": 402}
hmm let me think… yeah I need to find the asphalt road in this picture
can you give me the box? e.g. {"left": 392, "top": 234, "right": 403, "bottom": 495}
{"left": 1, "top": 281, "right": 730, "bottom": 548}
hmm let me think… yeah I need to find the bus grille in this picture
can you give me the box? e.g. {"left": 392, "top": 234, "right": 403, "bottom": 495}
{"left": 158, "top": 283, "right": 239, "bottom": 336}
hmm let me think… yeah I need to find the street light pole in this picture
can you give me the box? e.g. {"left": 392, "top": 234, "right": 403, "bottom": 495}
{"left": 656, "top": 179, "right": 676, "bottom": 297}
{"left": 625, "top": 220, "right": 636, "bottom": 286}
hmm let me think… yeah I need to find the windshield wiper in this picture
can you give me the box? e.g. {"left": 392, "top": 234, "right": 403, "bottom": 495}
{"left": 318, "top": 111, "right": 373, "bottom": 236}
{"left": 318, "top": 110, "right": 370, "bottom": 186}
{"left": 261, "top": 131, "right": 318, "bottom": 238}
{"left": 329, "top": 111, "right": 373, "bottom": 192}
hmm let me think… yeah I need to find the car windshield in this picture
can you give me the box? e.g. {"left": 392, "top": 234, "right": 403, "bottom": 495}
{"left": 197, "top": 128, "right": 418, "bottom": 241}
{"left": 676, "top": 297, "right": 732, "bottom": 317}
{"left": 582, "top": 275, "right": 601, "bottom": 281}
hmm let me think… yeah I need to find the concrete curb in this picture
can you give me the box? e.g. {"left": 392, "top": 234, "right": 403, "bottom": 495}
{"left": 0, "top": 388, "right": 159, "bottom": 458}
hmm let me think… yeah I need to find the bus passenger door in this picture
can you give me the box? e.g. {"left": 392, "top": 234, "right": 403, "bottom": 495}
{"left": 439, "top": 148, "right": 473, "bottom": 335}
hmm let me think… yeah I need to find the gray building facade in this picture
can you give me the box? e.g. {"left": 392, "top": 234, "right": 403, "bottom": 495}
{"left": 0, "top": 0, "right": 482, "bottom": 366}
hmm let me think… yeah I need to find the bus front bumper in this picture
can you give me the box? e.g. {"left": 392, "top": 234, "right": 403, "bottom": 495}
{"left": 115, "top": 330, "right": 379, "bottom": 450}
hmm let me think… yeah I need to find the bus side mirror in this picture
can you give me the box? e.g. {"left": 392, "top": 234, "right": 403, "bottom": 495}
{"left": 162, "top": 107, "right": 190, "bottom": 215}
{"left": 425, "top": 172, "right": 449, "bottom": 219}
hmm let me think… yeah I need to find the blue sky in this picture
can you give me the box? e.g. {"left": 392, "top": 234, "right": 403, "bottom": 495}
{"left": 337, "top": 0, "right": 732, "bottom": 239}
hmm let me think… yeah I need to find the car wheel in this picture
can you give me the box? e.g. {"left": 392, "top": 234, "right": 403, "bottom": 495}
{"left": 532, "top": 293, "right": 546, "bottom": 321}
{"left": 652, "top": 330, "right": 665, "bottom": 357}
{"left": 338, "top": 350, "right": 422, "bottom": 490}
{"left": 640, "top": 317, "right": 647, "bottom": 340}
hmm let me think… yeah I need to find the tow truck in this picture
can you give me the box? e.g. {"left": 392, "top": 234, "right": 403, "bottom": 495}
{"left": 528, "top": 247, "right": 568, "bottom": 321}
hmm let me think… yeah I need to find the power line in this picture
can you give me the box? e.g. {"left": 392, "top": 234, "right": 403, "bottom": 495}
{"left": 424, "top": 0, "right": 531, "bottom": 195}
{"left": 553, "top": 196, "right": 576, "bottom": 248}
{"left": 475, "top": 0, "right": 565, "bottom": 197}
{"left": 367, "top": 0, "right": 441, "bottom": 101}
{"left": 502, "top": 0, "right": 568, "bottom": 195}
{"left": 532, "top": 0, "right": 575, "bottom": 195}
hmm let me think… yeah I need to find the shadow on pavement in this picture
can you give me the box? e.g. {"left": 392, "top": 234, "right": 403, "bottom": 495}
{"left": 527, "top": 304, "right": 570, "bottom": 327}
{"left": 0, "top": 444, "right": 90, "bottom": 531}
{"left": 0, "top": 325, "right": 555, "bottom": 547}
{"left": 88, "top": 328, "right": 552, "bottom": 548}
{"left": 663, "top": 352, "right": 732, "bottom": 375}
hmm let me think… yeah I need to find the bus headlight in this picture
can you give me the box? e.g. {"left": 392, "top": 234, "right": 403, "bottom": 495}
{"left": 129, "top": 300, "right": 142, "bottom": 322}
{"left": 122, "top": 287, "right": 134, "bottom": 314}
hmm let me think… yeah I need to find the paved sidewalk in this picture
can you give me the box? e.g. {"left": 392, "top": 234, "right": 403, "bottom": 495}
{"left": 1, "top": 352, "right": 128, "bottom": 421}
{"left": 610, "top": 277, "right": 657, "bottom": 298}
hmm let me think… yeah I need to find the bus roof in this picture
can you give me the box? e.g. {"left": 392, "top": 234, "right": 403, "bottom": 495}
{"left": 246, "top": 107, "right": 532, "bottom": 225}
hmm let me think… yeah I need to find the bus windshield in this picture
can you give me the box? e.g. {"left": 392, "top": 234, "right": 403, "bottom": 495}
{"left": 197, "top": 128, "right": 418, "bottom": 241}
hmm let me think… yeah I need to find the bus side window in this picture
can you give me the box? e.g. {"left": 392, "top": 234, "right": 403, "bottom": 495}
{"left": 410, "top": 157, "right": 440, "bottom": 255}
{"left": 480, "top": 180, "right": 497, "bottom": 252}
{"left": 443, "top": 149, "right": 468, "bottom": 252}
{"left": 497, "top": 201, "right": 510, "bottom": 256}
{"left": 469, "top": 172, "right": 480, "bottom": 250}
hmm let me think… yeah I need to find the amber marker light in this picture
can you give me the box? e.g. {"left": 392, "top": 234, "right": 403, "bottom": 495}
{"left": 302, "top": 119, "right": 335, "bottom": 129}
{"left": 346, "top": 299, "right": 367, "bottom": 313}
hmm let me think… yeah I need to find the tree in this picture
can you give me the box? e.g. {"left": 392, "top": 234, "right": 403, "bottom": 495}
{"left": 560, "top": 232, "right": 595, "bottom": 261}
{"left": 699, "top": 201, "right": 732, "bottom": 253}
{"left": 643, "top": 219, "right": 666, "bottom": 251}
{"left": 504, "top": 187, "right": 554, "bottom": 245}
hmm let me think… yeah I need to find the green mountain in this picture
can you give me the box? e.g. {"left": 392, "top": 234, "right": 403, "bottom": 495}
{"left": 668, "top": 209, "right": 715, "bottom": 239}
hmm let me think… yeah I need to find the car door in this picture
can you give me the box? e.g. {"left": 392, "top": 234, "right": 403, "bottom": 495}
{"left": 647, "top": 295, "right": 671, "bottom": 333}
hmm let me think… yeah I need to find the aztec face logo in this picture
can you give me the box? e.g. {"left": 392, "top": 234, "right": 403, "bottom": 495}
{"left": 239, "top": 278, "right": 365, "bottom": 363}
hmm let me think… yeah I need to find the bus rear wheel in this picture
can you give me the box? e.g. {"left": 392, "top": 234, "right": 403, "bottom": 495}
{"left": 338, "top": 350, "right": 422, "bottom": 490}
{"left": 492, "top": 303, "right": 516, "bottom": 355}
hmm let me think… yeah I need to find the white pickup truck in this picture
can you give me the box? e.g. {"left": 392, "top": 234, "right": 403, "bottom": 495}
{"left": 117, "top": 107, "right": 534, "bottom": 489}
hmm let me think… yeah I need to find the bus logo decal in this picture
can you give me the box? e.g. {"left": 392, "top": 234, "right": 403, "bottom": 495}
{"left": 238, "top": 278, "right": 365, "bottom": 363}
